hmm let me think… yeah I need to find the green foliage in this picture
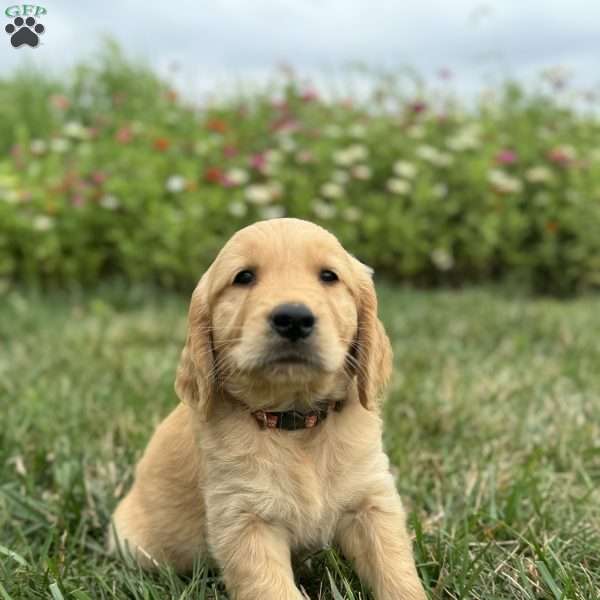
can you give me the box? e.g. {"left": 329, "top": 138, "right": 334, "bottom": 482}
{"left": 1, "top": 285, "right": 599, "bottom": 598}
{"left": 2, "top": 44, "right": 600, "bottom": 293}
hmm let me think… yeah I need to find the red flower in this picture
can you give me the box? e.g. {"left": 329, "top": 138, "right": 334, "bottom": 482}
{"left": 545, "top": 221, "right": 559, "bottom": 234}
{"left": 153, "top": 137, "right": 171, "bottom": 151}
{"left": 204, "top": 166, "right": 224, "bottom": 184}
{"left": 547, "top": 147, "right": 573, "bottom": 167}
{"left": 409, "top": 100, "right": 427, "bottom": 114}
{"left": 205, "top": 118, "right": 228, "bottom": 134}
{"left": 223, "top": 145, "right": 238, "bottom": 158}
{"left": 495, "top": 150, "right": 518, "bottom": 165}
{"left": 49, "top": 94, "right": 70, "bottom": 110}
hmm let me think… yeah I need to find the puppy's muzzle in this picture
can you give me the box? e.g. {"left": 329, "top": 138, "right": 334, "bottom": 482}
{"left": 269, "top": 303, "right": 316, "bottom": 342}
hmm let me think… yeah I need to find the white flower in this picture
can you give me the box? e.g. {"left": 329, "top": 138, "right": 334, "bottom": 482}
{"left": 260, "top": 205, "right": 286, "bottom": 220}
{"left": 228, "top": 201, "right": 247, "bottom": 217}
{"left": 431, "top": 249, "right": 454, "bottom": 271}
{"left": 348, "top": 123, "right": 366, "bottom": 138}
{"left": 446, "top": 124, "right": 481, "bottom": 151}
{"left": 321, "top": 182, "right": 344, "bottom": 199}
{"left": 63, "top": 121, "right": 89, "bottom": 139}
{"left": 193, "top": 140, "right": 213, "bottom": 156}
{"left": 435, "top": 152, "right": 454, "bottom": 167}
{"left": 415, "top": 146, "right": 453, "bottom": 167}
{"left": 348, "top": 144, "right": 368, "bottom": 161}
{"left": 1, "top": 190, "right": 19, "bottom": 204}
{"left": 30, "top": 139, "right": 47, "bottom": 155}
{"left": 351, "top": 165, "right": 372, "bottom": 180}
{"left": 343, "top": 207, "right": 362, "bottom": 222}
{"left": 278, "top": 136, "right": 296, "bottom": 153}
{"left": 332, "top": 170, "right": 349, "bottom": 185}
{"left": 432, "top": 183, "right": 448, "bottom": 198}
{"left": 262, "top": 150, "right": 284, "bottom": 175}
{"left": 488, "top": 169, "right": 523, "bottom": 194}
{"left": 33, "top": 215, "right": 54, "bottom": 231}
{"left": 50, "top": 138, "right": 70, "bottom": 153}
{"left": 100, "top": 194, "right": 120, "bottom": 210}
{"left": 387, "top": 178, "right": 411, "bottom": 195}
{"left": 525, "top": 166, "right": 554, "bottom": 184}
{"left": 393, "top": 161, "right": 417, "bottom": 179}
{"left": 333, "top": 144, "right": 369, "bottom": 166}
{"left": 407, "top": 124, "right": 425, "bottom": 140}
{"left": 312, "top": 200, "right": 337, "bottom": 219}
{"left": 165, "top": 175, "right": 186, "bottom": 193}
{"left": 226, "top": 168, "right": 249, "bottom": 186}
{"left": 415, "top": 145, "right": 440, "bottom": 162}
{"left": 245, "top": 184, "right": 276, "bottom": 205}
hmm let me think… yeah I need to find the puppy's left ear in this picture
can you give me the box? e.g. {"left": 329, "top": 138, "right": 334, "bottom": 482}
{"left": 349, "top": 259, "right": 393, "bottom": 411}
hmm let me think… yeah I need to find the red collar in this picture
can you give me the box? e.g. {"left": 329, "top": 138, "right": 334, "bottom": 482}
{"left": 252, "top": 400, "right": 342, "bottom": 431}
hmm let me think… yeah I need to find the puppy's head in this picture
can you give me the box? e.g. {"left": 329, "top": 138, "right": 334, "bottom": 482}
{"left": 175, "top": 218, "right": 391, "bottom": 418}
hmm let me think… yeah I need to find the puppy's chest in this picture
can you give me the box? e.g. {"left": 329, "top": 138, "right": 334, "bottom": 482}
{"left": 253, "top": 436, "right": 359, "bottom": 548}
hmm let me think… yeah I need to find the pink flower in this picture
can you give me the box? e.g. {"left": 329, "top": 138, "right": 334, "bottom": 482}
{"left": 71, "top": 194, "right": 85, "bottom": 207}
{"left": 301, "top": 88, "right": 319, "bottom": 102}
{"left": 495, "top": 150, "right": 518, "bottom": 165}
{"left": 223, "top": 145, "right": 238, "bottom": 158}
{"left": 115, "top": 126, "right": 133, "bottom": 144}
{"left": 250, "top": 153, "right": 267, "bottom": 171}
{"left": 271, "top": 117, "right": 300, "bottom": 133}
{"left": 547, "top": 146, "right": 575, "bottom": 167}
{"left": 438, "top": 67, "right": 453, "bottom": 80}
{"left": 91, "top": 171, "right": 107, "bottom": 185}
{"left": 270, "top": 99, "right": 289, "bottom": 111}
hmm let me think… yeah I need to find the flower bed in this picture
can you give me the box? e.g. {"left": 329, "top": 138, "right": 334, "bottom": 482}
{"left": 2, "top": 47, "right": 600, "bottom": 293}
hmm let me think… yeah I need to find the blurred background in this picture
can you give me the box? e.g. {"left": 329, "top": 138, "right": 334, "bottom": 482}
{"left": 2, "top": 0, "right": 600, "bottom": 293}
{"left": 3, "top": 3, "right": 600, "bottom": 599}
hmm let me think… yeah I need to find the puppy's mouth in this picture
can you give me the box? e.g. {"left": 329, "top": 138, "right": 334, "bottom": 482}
{"left": 256, "top": 344, "right": 323, "bottom": 371}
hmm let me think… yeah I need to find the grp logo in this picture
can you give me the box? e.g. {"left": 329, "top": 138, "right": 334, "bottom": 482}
{"left": 5, "top": 4, "right": 46, "bottom": 47}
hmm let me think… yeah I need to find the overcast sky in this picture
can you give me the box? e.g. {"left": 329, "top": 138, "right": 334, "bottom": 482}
{"left": 2, "top": 1, "right": 599, "bottom": 99}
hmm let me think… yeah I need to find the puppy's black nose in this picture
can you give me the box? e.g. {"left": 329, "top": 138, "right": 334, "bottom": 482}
{"left": 270, "top": 303, "right": 315, "bottom": 341}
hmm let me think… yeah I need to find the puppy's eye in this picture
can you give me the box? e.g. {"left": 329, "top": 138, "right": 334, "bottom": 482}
{"left": 320, "top": 269, "right": 339, "bottom": 283}
{"left": 233, "top": 270, "right": 255, "bottom": 285}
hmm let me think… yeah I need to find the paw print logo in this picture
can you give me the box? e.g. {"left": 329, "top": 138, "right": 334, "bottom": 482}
{"left": 5, "top": 16, "right": 45, "bottom": 48}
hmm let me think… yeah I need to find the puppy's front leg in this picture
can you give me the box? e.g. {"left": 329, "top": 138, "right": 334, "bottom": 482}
{"left": 208, "top": 513, "right": 304, "bottom": 600}
{"left": 336, "top": 488, "right": 427, "bottom": 600}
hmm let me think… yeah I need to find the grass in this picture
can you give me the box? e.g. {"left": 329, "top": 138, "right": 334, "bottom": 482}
{"left": 1, "top": 283, "right": 599, "bottom": 599}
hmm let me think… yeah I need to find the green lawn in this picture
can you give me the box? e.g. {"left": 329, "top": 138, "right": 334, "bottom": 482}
{"left": 1, "top": 284, "right": 599, "bottom": 599}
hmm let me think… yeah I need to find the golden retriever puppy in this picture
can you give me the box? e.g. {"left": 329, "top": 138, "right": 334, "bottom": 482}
{"left": 109, "top": 218, "right": 426, "bottom": 600}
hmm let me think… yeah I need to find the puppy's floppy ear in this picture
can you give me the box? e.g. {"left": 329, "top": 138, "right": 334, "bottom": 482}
{"left": 175, "top": 271, "right": 216, "bottom": 421}
{"left": 349, "top": 259, "right": 393, "bottom": 411}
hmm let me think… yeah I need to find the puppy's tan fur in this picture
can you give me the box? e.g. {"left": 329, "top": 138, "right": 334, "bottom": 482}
{"left": 110, "top": 218, "right": 426, "bottom": 600}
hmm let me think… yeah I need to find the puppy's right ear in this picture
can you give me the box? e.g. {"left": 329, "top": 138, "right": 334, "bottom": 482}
{"left": 175, "top": 273, "right": 215, "bottom": 420}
